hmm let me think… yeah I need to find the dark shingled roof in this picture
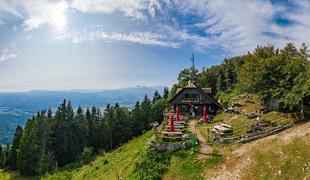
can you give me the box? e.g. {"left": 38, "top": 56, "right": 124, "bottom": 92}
{"left": 168, "top": 81, "right": 221, "bottom": 108}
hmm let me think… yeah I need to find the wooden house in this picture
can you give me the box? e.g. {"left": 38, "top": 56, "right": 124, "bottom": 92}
{"left": 168, "top": 81, "right": 221, "bottom": 117}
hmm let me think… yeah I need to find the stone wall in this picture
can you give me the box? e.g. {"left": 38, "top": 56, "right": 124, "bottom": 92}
{"left": 148, "top": 139, "right": 192, "bottom": 151}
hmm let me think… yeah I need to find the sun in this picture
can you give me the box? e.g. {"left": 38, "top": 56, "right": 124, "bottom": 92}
{"left": 49, "top": 1, "right": 69, "bottom": 33}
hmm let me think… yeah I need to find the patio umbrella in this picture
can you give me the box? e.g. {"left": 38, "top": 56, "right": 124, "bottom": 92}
{"left": 176, "top": 106, "right": 180, "bottom": 121}
{"left": 203, "top": 106, "right": 208, "bottom": 123}
{"left": 169, "top": 113, "right": 175, "bottom": 132}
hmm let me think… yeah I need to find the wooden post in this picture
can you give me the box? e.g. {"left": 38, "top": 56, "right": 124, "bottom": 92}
{"left": 301, "top": 99, "right": 304, "bottom": 120}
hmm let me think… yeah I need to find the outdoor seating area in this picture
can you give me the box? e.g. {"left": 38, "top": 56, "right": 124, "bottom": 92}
{"left": 161, "top": 109, "right": 189, "bottom": 141}
{"left": 211, "top": 123, "right": 233, "bottom": 136}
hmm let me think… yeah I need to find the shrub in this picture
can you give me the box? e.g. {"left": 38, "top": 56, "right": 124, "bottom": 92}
{"left": 132, "top": 150, "right": 172, "bottom": 180}
{"left": 79, "top": 147, "right": 93, "bottom": 165}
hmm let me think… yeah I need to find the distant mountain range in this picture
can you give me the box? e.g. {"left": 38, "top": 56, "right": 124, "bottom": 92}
{"left": 0, "top": 86, "right": 164, "bottom": 144}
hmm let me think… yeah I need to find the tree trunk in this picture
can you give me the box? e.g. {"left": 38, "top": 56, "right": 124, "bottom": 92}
{"left": 301, "top": 99, "right": 305, "bottom": 120}
{"left": 110, "top": 134, "right": 113, "bottom": 150}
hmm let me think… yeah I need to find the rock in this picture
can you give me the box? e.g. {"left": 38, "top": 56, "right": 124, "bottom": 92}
{"left": 182, "top": 134, "right": 189, "bottom": 140}
{"left": 167, "top": 144, "right": 175, "bottom": 151}
{"left": 157, "top": 144, "right": 166, "bottom": 151}
{"left": 181, "top": 142, "right": 186, "bottom": 149}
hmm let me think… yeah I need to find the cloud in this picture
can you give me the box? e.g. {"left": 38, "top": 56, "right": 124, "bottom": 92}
{"left": 153, "top": 0, "right": 310, "bottom": 54}
{"left": 69, "top": 0, "right": 310, "bottom": 54}
{"left": 153, "top": 0, "right": 286, "bottom": 54}
{"left": 23, "top": 1, "right": 69, "bottom": 33}
{"left": 0, "top": 48, "right": 17, "bottom": 63}
{"left": 62, "top": 27, "right": 179, "bottom": 48}
{"left": 0, "top": 0, "right": 69, "bottom": 34}
{"left": 71, "top": 0, "right": 163, "bottom": 20}
{"left": 1, "top": 0, "right": 310, "bottom": 54}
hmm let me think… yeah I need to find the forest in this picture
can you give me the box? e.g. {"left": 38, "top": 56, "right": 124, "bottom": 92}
{"left": 170, "top": 43, "right": 310, "bottom": 114}
{"left": 0, "top": 43, "right": 309, "bottom": 176}
{"left": 0, "top": 89, "right": 169, "bottom": 176}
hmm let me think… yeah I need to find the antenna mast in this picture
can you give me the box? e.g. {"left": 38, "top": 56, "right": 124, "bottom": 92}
{"left": 190, "top": 53, "right": 197, "bottom": 82}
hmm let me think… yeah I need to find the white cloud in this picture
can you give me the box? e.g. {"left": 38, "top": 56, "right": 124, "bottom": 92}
{"left": 22, "top": 1, "right": 69, "bottom": 33}
{"left": 70, "top": 0, "right": 310, "bottom": 54}
{"left": 161, "top": 0, "right": 286, "bottom": 54}
{"left": 71, "top": 0, "right": 163, "bottom": 20}
{"left": 0, "top": 48, "right": 17, "bottom": 63}
{"left": 63, "top": 28, "right": 179, "bottom": 48}
{"left": 1, "top": 0, "right": 310, "bottom": 54}
{"left": 0, "top": 0, "right": 69, "bottom": 34}
{"left": 150, "top": 0, "right": 310, "bottom": 54}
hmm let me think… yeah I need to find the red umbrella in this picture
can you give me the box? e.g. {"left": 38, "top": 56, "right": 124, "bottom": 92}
{"left": 203, "top": 106, "right": 208, "bottom": 123}
{"left": 176, "top": 106, "right": 180, "bottom": 121}
{"left": 169, "top": 113, "right": 175, "bottom": 132}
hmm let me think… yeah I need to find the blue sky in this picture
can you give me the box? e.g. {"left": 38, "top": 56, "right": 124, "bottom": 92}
{"left": 0, "top": 0, "right": 309, "bottom": 91}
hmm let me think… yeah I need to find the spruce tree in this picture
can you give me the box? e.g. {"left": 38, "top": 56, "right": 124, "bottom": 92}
{"left": 0, "top": 146, "right": 5, "bottom": 168}
{"left": 8, "top": 125, "right": 23, "bottom": 170}
{"left": 52, "top": 100, "right": 79, "bottom": 165}
{"left": 152, "top": 90, "right": 162, "bottom": 103}
{"left": 74, "top": 106, "right": 88, "bottom": 152}
{"left": 163, "top": 87, "right": 169, "bottom": 99}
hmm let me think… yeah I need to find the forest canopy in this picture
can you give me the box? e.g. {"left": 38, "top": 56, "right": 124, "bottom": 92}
{"left": 171, "top": 43, "right": 310, "bottom": 111}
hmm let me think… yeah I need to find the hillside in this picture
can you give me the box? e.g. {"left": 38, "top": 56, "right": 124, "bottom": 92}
{"left": 1, "top": 116, "right": 310, "bottom": 179}
{"left": 48, "top": 116, "right": 310, "bottom": 180}
{"left": 206, "top": 120, "right": 310, "bottom": 179}
{"left": 0, "top": 131, "right": 154, "bottom": 180}
{"left": 71, "top": 131, "right": 154, "bottom": 179}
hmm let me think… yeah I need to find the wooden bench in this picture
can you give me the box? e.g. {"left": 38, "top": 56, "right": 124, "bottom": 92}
{"left": 166, "top": 125, "right": 185, "bottom": 128}
{"left": 164, "top": 129, "right": 184, "bottom": 133}
{"left": 161, "top": 131, "right": 183, "bottom": 135}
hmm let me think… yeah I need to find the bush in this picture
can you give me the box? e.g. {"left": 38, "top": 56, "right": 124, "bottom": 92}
{"left": 132, "top": 150, "right": 172, "bottom": 180}
{"left": 79, "top": 147, "right": 93, "bottom": 165}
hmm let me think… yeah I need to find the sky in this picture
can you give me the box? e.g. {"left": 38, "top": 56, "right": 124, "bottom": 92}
{"left": 0, "top": 0, "right": 310, "bottom": 91}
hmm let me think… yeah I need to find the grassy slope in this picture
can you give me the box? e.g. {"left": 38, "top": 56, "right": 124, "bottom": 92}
{"left": 202, "top": 119, "right": 310, "bottom": 179}
{"left": 3, "top": 123, "right": 310, "bottom": 180}
{"left": 163, "top": 150, "right": 223, "bottom": 180}
{"left": 72, "top": 131, "right": 153, "bottom": 180}
{"left": 243, "top": 122, "right": 310, "bottom": 179}
{"left": 0, "top": 131, "right": 153, "bottom": 180}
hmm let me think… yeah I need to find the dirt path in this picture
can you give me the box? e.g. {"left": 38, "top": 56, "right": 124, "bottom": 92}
{"left": 189, "top": 120, "right": 213, "bottom": 159}
{"left": 207, "top": 120, "right": 310, "bottom": 180}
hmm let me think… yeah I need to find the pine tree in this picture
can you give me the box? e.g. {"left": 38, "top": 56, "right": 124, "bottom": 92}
{"left": 74, "top": 106, "right": 88, "bottom": 152}
{"left": 140, "top": 94, "right": 151, "bottom": 131}
{"left": 90, "top": 106, "right": 102, "bottom": 153}
{"left": 163, "top": 87, "right": 169, "bottom": 99}
{"left": 0, "top": 146, "right": 5, "bottom": 168}
{"left": 152, "top": 90, "right": 162, "bottom": 103}
{"left": 131, "top": 101, "right": 142, "bottom": 136}
{"left": 8, "top": 125, "right": 23, "bottom": 170}
{"left": 18, "top": 117, "right": 40, "bottom": 175}
{"left": 52, "top": 100, "right": 79, "bottom": 165}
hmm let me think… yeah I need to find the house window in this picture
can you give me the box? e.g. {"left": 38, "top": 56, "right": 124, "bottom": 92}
{"left": 183, "top": 93, "right": 200, "bottom": 102}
